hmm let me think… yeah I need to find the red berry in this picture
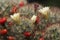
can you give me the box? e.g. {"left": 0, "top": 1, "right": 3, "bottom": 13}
{"left": 35, "top": 16, "right": 40, "bottom": 24}
{"left": 0, "top": 30, "right": 1, "bottom": 34}
{"left": 8, "top": 22, "right": 13, "bottom": 26}
{"left": 24, "top": 32, "right": 31, "bottom": 37}
{"left": 19, "top": 1, "right": 24, "bottom": 7}
{"left": 41, "top": 30, "right": 45, "bottom": 35}
{"left": 32, "top": 33, "right": 35, "bottom": 37}
{"left": 34, "top": 4, "right": 39, "bottom": 9}
{"left": 11, "top": 6, "right": 17, "bottom": 13}
{"left": 39, "top": 37, "right": 44, "bottom": 40}
{"left": 0, "top": 17, "right": 7, "bottom": 24}
{"left": 1, "top": 29, "right": 7, "bottom": 35}
{"left": 8, "top": 36, "right": 15, "bottom": 40}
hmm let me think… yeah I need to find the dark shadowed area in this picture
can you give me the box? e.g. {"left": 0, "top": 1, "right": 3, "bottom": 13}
{"left": 27, "top": 0, "right": 60, "bottom": 7}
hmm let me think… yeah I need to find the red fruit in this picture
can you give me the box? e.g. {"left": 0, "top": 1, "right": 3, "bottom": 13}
{"left": 24, "top": 32, "right": 31, "bottom": 37}
{"left": 11, "top": 6, "right": 17, "bottom": 13}
{"left": 42, "top": 32, "right": 45, "bottom": 36}
{"left": 1, "top": 29, "right": 7, "bottom": 35}
{"left": 8, "top": 36, "right": 15, "bottom": 40}
{"left": 32, "top": 33, "right": 35, "bottom": 37}
{"left": 19, "top": 1, "right": 24, "bottom": 7}
{"left": 35, "top": 16, "right": 40, "bottom": 24}
{"left": 8, "top": 22, "right": 13, "bottom": 26}
{"left": 0, "top": 17, "right": 7, "bottom": 24}
{"left": 39, "top": 37, "right": 44, "bottom": 40}
{"left": 0, "top": 30, "right": 1, "bottom": 34}
{"left": 34, "top": 4, "right": 39, "bottom": 9}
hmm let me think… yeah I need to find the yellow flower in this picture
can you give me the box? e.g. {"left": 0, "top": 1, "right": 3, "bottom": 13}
{"left": 10, "top": 13, "right": 20, "bottom": 23}
{"left": 31, "top": 15, "right": 37, "bottom": 23}
{"left": 38, "top": 7, "right": 50, "bottom": 19}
